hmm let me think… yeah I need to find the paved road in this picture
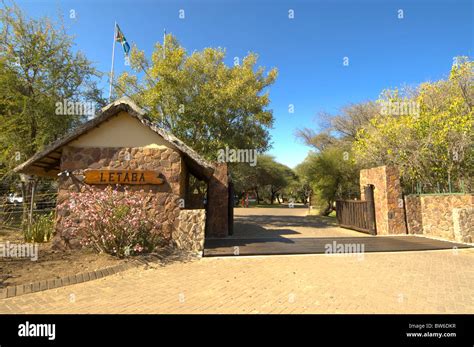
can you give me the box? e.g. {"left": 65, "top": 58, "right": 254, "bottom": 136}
{"left": 1, "top": 207, "right": 472, "bottom": 314}
{"left": 206, "top": 207, "right": 469, "bottom": 256}
{"left": 204, "top": 235, "right": 471, "bottom": 256}
{"left": 1, "top": 249, "right": 473, "bottom": 314}
{"left": 230, "top": 207, "right": 365, "bottom": 238}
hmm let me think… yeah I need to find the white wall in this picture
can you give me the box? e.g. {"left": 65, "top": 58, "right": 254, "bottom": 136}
{"left": 70, "top": 111, "right": 172, "bottom": 149}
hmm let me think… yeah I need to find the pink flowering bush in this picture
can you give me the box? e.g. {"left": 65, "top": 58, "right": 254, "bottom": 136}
{"left": 58, "top": 186, "right": 166, "bottom": 257}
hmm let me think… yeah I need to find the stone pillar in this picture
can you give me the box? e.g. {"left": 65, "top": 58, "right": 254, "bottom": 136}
{"left": 404, "top": 195, "right": 422, "bottom": 234}
{"left": 360, "top": 165, "right": 406, "bottom": 235}
{"left": 174, "top": 209, "right": 206, "bottom": 254}
{"left": 453, "top": 207, "right": 474, "bottom": 243}
{"left": 206, "top": 163, "right": 229, "bottom": 237}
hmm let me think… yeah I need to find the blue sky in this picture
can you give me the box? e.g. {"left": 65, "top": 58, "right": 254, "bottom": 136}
{"left": 11, "top": 0, "right": 474, "bottom": 168}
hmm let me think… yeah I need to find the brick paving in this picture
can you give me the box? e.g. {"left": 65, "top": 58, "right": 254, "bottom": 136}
{"left": 1, "top": 248, "right": 473, "bottom": 314}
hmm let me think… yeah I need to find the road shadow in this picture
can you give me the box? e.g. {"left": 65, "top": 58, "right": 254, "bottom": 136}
{"left": 234, "top": 214, "right": 338, "bottom": 229}
{"left": 232, "top": 221, "right": 302, "bottom": 239}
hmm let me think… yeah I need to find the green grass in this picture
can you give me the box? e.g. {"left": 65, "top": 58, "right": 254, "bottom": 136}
{"left": 307, "top": 208, "right": 336, "bottom": 218}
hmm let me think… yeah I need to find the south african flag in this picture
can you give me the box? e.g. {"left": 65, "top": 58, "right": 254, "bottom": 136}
{"left": 115, "top": 24, "right": 130, "bottom": 55}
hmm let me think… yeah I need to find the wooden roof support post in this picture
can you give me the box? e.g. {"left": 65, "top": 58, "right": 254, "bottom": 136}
{"left": 205, "top": 163, "right": 229, "bottom": 238}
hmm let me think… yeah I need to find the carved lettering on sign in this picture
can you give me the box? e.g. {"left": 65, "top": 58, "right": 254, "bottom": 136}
{"left": 84, "top": 170, "right": 164, "bottom": 185}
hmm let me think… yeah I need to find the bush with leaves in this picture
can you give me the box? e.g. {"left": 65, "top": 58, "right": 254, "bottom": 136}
{"left": 58, "top": 186, "right": 167, "bottom": 257}
{"left": 23, "top": 212, "right": 54, "bottom": 243}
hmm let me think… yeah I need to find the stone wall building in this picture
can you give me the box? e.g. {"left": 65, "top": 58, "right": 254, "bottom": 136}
{"left": 360, "top": 165, "right": 406, "bottom": 235}
{"left": 14, "top": 98, "right": 231, "bottom": 255}
{"left": 405, "top": 194, "right": 473, "bottom": 243}
{"left": 358, "top": 165, "right": 473, "bottom": 242}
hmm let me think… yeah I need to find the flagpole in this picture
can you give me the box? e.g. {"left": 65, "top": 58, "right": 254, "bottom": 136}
{"left": 163, "top": 29, "right": 166, "bottom": 59}
{"left": 109, "top": 21, "right": 117, "bottom": 102}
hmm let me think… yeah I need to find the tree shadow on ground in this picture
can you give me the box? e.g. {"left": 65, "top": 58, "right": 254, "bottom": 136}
{"left": 232, "top": 221, "right": 302, "bottom": 239}
{"left": 234, "top": 214, "right": 338, "bottom": 229}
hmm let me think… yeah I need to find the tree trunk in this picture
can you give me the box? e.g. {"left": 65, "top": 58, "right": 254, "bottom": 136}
{"left": 21, "top": 181, "right": 29, "bottom": 226}
{"left": 20, "top": 178, "right": 38, "bottom": 230}
{"left": 321, "top": 201, "right": 333, "bottom": 216}
{"left": 255, "top": 187, "right": 260, "bottom": 205}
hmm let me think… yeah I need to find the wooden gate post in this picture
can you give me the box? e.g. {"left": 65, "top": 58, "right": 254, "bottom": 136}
{"left": 228, "top": 181, "right": 234, "bottom": 235}
{"left": 364, "top": 184, "right": 377, "bottom": 235}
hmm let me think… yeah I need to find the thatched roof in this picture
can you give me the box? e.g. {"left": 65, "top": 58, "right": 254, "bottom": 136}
{"left": 13, "top": 97, "right": 215, "bottom": 181}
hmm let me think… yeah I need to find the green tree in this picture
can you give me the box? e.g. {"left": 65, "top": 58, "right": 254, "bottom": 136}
{"left": 0, "top": 3, "right": 104, "bottom": 178}
{"left": 230, "top": 162, "right": 258, "bottom": 200}
{"left": 256, "top": 155, "right": 295, "bottom": 204}
{"left": 0, "top": 2, "right": 104, "bottom": 224}
{"left": 281, "top": 174, "right": 310, "bottom": 204}
{"left": 354, "top": 57, "right": 473, "bottom": 192}
{"left": 115, "top": 34, "right": 277, "bottom": 159}
{"left": 297, "top": 147, "right": 360, "bottom": 215}
{"left": 231, "top": 155, "right": 295, "bottom": 205}
{"left": 295, "top": 102, "right": 373, "bottom": 214}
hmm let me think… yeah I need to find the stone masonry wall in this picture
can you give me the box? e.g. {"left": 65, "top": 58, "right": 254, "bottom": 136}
{"left": 360, "top": 165, "right": 406, "bottom": 235}
{"left": 174, "top": 209, "right": 206, "bottom": 254}
{"left": 405, "top": 195, "right": 422, "bottom": 235}
{"left": 453, "top": 207, "right": 474, "bottom": 243}
{"left": 405, "top": 194, "right": 473, "bottom": 242}
{"left": 54, "top": 146, "right": 183, "bottom": 250}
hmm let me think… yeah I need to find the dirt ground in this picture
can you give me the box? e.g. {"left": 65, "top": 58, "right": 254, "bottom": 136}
{"left": 0, "top": 229, "right": 127, "bottom": 288}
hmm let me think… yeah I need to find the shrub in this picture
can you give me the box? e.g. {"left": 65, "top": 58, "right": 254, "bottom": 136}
{"left": 23, "top": 212, "right": 54, "bottom": 243}
{"left": 58, "top": 186, "right": 166, "bottom": 257}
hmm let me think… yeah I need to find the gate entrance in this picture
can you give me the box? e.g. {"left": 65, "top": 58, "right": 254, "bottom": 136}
{"left": 336, "top": 185, "right": 377, "bottom": 235}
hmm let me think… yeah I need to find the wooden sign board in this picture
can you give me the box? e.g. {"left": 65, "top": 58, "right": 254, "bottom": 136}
{"left": 84, "top": 170, "right": 164, "bottom": 185}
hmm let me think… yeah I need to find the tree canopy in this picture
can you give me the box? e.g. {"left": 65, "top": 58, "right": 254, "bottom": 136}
{"left": 354, "top": 58, "right": 473, "bottom": 192}
{"left": 115, "top": 35, "right": 278, "bottom": 160}
{"left": 0, "top": 3, "right": 104, "bottom": 184}
{"left": 296, "top": 57, "right": 473, "bottom": 215}
{"left": 231, "top": 155, "right": 296, "bottom": 204}
{"left": 296, "top": 147, "right": 359, "bottom": 215}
